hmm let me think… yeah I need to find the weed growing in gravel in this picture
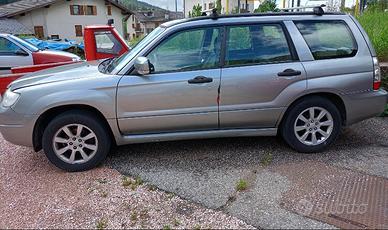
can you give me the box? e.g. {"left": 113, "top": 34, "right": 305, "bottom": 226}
{"left": 260, "top": 152, "right": 273, "bottom": 167}
{"left": 167, "top": 192, "right": 175, "bottom": 199}
{"left": 236, "top": 179, "right": 248, "bottom": 191}
{"left": 96, "top": 218, "right": 108, "bottom": 229}
{"left": 100, "top": 191, "right": 108, "bottom": 198}
{"left": 163, "top": 225, "right": 172, "bottom": 230}
{"left": 139, "top": 209, "right": 149, "bottom": 220}
{"left": 122, "top": 176, "right": 132, "bottom": 187}
{"left": 173, "top": 219, "right": 181, "bottom": 226}
{"left": 97, "top": 178, "right": 108, "bottom": 184}
{"left": 130, "top": 211, "right": 138, "bottom": 223}
{"left": 122, "top": 176, "right": 144, "bottom": 190}
{"left": 194, "top": 224, "right": 201, "bottom": 230}
{"left": 147, "top": 185, "right": 158, "bottom": 191}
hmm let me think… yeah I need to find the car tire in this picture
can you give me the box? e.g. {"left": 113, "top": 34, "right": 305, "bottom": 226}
{"left": 281, "top": 96, "right": 342, "bottom": 153}
{"left": 42, "top": 111, "right": 111, "bottom": 172}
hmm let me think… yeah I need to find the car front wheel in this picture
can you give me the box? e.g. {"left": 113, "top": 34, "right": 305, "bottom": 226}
{"left": 42, "top": 111, "right": 111, "bottom": 172}
{"left": 281, "top": 96, "right": 342, "bottom": 153}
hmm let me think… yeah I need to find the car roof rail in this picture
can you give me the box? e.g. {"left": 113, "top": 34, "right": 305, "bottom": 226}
{"left": 281, "top": 5, "right": 326, "bottom": 16}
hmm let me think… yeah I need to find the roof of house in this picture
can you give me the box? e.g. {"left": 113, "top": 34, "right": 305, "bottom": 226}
{"left": 0, "top": 0, "right": 131, "bottom": 18}
{"left": 134, "top": 10, "right": 184, "bottom": 23}
{"left": 0, "top": 18, "right": 32, "bottom": 34}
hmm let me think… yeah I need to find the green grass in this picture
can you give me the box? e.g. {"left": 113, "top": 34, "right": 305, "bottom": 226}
{"left": 236, "top": 179, "right": 248, "bottom": 191}
{"left": 260, "top": 152, "right": 273, "bottom": 167}
{"left": 96, "top": 218, "right": 108, "bottom": 230}
{"left": 357, "top": 11, "right": 388, "bottom": 62}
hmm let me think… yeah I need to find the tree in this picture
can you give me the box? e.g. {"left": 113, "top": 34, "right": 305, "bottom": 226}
{"left": 254, "top": 0, "right": 279, "bottom": 13}
{"left": 190, "top": 4, "right": 203, "bottom": 17}
{"left": 216, "top": 0, "right": 222, "bottom": 14}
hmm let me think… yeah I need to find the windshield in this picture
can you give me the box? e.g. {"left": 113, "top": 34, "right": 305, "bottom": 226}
{"left": 104, "top": 27, "right": 165, "bottom": 74}
{"left": 9, "top": 35, "right": 39, "bottom": 52}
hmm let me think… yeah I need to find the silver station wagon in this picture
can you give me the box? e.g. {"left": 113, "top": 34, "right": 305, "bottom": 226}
{"left": 0, "top": 9, "right": 387, "bottom": 171}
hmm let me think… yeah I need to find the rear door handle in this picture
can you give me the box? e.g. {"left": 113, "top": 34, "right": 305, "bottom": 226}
{"left": 188, "top": 76, "right": 213, "bottom": 84}
{"left": 277, "top": 69, "right": 302, "bottom": 77}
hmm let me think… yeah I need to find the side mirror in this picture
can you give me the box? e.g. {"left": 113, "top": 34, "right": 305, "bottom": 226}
{"left": 134, "top": 57, "right": 151, "bottom": 75}
{"left": 15, "top": 49, "right": 28, "bottom": 56}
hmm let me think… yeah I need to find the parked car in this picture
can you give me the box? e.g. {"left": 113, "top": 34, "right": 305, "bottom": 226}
{"left": 0, "top": 9, "right": 387, "bottom": 172}
{"left": 0, "top": 34, "right": 81, "bottom": 74}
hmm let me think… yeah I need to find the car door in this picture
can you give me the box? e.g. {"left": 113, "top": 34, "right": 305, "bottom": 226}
{"left": 0, "top": 36, "right": 32, "bottom": 74}
{"left": 219, "top": 23, "right": 306, "bottom": 129}
{"left": 117, "top": 27, "right": 222, "bottom": 134}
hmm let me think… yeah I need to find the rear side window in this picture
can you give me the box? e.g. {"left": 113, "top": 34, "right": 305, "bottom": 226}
{"left": 295, "top": 21, "right": 357, "bottom": 60}
{"left": 226, "top": 24, "right": 293, "bottom": 66}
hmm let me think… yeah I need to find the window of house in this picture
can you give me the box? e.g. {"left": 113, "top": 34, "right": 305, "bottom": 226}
{"left": 70, "top": 5, "right": 83, "bottom": 15}
{"left": 295, "top": 21, "right": 357, "bottom": 60}
{"left": 75, "top": 25, "right": 83, "bottom": 37}
{"left": 209, "top": 2, "right": 215, "bottom": 9}
{"left": 226, "top": 24, "right": 293, "bottom": 66}
{"left": 204, "top": 3, "right": 207, "bottom": 10}
{"left": 147, "top": 27, "right": 222, "bottom": 73}
{"left": 107, "top": 5, "right": 112, "bottom": 15}
{"left": 95, "top": 31, "right": 123, "bottom": 54}
{"left": 86, "top": 5, "right": 97, "bottom": 15}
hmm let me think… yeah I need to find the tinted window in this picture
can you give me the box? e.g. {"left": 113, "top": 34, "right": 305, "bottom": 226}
{"left": 295, "top": 21, "right": 357, "bottom": 60}
{"left": 147, "top": 27, "right": 221, "bottom": 73}
{"left": 0, "top": 37, "right": 21, "bottom": 56}
{"left": 226, "top": 24, "right": 293, "bottom": 66}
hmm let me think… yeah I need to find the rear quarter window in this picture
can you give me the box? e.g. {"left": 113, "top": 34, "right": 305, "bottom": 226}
{"left": 294, "top": 21, "right": 357, "bottom": 60}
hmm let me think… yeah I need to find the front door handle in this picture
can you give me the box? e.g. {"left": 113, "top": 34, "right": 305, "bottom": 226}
{"left": 188, "top": 76, "right": 213, "bottom": 84}
{"left": 277, "top": 69, "right": 302, "bottom": 77}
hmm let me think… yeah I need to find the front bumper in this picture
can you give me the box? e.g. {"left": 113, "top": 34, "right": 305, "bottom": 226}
{"left": 0, "top": 106, "right": 37, "bottom": 147}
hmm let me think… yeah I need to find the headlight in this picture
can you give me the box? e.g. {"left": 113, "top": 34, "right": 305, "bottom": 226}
{"left": 1, "top": 89, "right": 20, "bottom": 107}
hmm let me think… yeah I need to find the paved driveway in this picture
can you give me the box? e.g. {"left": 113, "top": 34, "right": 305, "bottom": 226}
{"left": 107, "top": 117, "right": 388, "bottom": 229}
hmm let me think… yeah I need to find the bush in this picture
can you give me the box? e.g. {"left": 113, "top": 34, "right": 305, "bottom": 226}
{"left": 357, "top": 10, "right": 388, "bottom": 62}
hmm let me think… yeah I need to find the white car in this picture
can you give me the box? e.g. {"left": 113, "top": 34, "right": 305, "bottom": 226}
{"left": 0, "top": 34, "right": 80, "bottom": 74}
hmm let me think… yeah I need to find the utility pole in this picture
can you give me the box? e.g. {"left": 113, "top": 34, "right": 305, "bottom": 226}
{"left": 238, "top": 0, "right": 241, "bottom": 12}
{"left": 175, "top": 0, "right": 178, "bottom": 12}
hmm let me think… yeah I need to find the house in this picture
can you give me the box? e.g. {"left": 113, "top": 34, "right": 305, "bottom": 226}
{"left": 184, "top": 0, "right": 260, "bottom": 17}
{"left": 127, "top": 10, "right": 183, "bottom": 40}
{"left": 0, "top": 0, "right": 131, "bottom": 41}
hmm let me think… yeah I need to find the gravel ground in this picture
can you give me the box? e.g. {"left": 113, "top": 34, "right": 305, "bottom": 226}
{"left": 0, "top": 135, "right": 253, "bottom": 229}
{"left": 107, "top": 117, "right": 388, "bottom": 228}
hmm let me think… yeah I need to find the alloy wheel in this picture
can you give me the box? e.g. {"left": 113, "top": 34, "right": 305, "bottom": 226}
{"left": 52, "top": 124, "right": 98, "bottom": 164}
{"left": 294, "top": 107, "right": 334, "bottom": 146}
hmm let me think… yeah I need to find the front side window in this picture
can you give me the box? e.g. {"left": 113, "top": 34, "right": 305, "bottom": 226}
{"left": 226, "top": 24, "right": 293, "bottom": 66}
{"left": 95, "top": 31, "right": 123, "bottom": 54}
{"left": 295, "top": 21, "right": 357, "bottom": 60}
{"left": 0, "top": 37, "right": 21, "bottom": 56}
{"left": 147, "top": 27, "right": 222, "bottom": 73}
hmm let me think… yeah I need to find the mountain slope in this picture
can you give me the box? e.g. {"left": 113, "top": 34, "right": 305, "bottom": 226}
{"left": 119, "top": 0, "right": 164, "bottom": 11}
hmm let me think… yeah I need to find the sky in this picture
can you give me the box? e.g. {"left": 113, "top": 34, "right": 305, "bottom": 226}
{"left": 140, "top": 0, "right": 354, "bottom": 11}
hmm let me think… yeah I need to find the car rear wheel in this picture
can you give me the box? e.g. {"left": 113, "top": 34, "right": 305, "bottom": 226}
{"left": 281, "top": 96, "right": 342, "bottom": 153}
{"left": 42, "top": 111, "right": 111, "bottom": 172}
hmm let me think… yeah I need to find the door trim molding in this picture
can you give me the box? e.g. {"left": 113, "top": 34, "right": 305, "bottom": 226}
{"left": 116, "top": 128, "right": 277, "bottom": 145}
